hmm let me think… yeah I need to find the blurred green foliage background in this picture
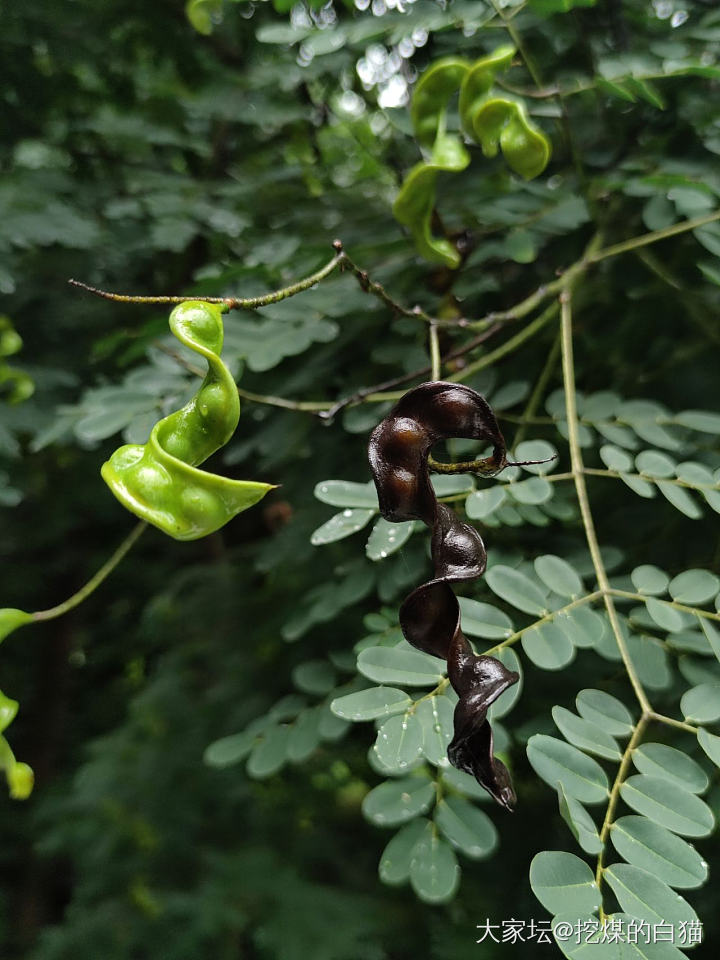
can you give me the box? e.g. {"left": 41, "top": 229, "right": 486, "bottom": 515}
{"left": 2, "top": 0, "right": 720, "bottom": 957}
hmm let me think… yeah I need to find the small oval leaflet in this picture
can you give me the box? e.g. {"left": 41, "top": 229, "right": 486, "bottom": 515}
{"left": 434, "top": 794, "right": 498, "bottom": 860}
{"left": 313, "top": 479, "right": 379, "bottom": 508}
{"left": 631, "top": 742, "right": 709, "bottom": 794}
{"left": 529, "top": 850, "right": 601, "bottom": 916}
{"left": 486, "top": 564, "right": 548, "bottom": 616}
{"left": 246, "top": 725, "right": 290, "bottom": 780}
{"left": 630, "top": 564, "right": 669, "bottom": 596}
{"left": 378, "top": 818, "right": 428, "bottom": 886}
{"left": 366, "top": 517, "right": 414, "bottom": 561}
{"left": 522, "top": 623, "right": 575, "bottom": 671}
{"left": 557, "top": 784, "right": 602, "bottom": 855}
{"left": 669, "top": 569, "right": 719, "bottom": 605}
{"left": 310, "top": 508, "right": 376, "bottom": 546}
{"left": 534, "top": 554, "right": 584, "bottom": 599}
{"left": 610, "top": 815, "right": 708, "bottom": 890}
{"left": 409, "top": 822, "right": 461, "bottom": 904}
{"left": 527, "top": 734, "right": 608, "bottom": 805}
{"left": 331, "top": 686, "right": 413, "bottom": 722}
{"left": 287, "top": 708, "right": 322, "bottom": 764}
{"left": 415, "top": 695, "right": 455, "bottom": 767}
{"left": 680, "top": 682, "right": 720, "bottom": 724}
{"left": 357, "top": 645, "right": 445, "bottom": 687}
{"left": 552, "top": 706, "right": 622, "bottom": 761}
{"left": 362, "top": 776, "right": 436, "bottom": 827}
{"left": 458, "top": 597, "right": 513, "bottom": 639}
{"left": 604, "top": 862, "right": 698, "bottom": 929}
{"left": 373, "top": 713, "right": 424, "bottom": 772}
{"left": 575, "top": 689, "right": 634, "bottom": 737}
{"left": 697, "top": 727, "right": 720, "bottom": 768}
{"left": 619, "top": 775, "right": 715, "bottom": 838}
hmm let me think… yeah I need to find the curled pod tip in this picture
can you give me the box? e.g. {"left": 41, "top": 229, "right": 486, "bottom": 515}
{"left": 392, "top": 136, "right": 471, "bottom": 269}
{"left": 410, "top": 57, "right": 470, "bottom": 147}
{"left": 368, "top": 382, "right": 519, "bottom": 810}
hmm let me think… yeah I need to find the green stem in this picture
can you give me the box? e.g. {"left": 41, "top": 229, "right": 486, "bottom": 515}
{"left": 513, "top": 331, "right": 561, "bottom": 447}
{"left": 482, "top": 590, "right": 603, "bottom": 657}
{"left": 560, "top": 288, "right": 652, "bottom": 714}
{"left": 595, "top": 713, "right": 649, "bottom": 913}
{"left": 609, "top": 588, "right": 720, "bottom": 623}
{"left": 589, "top": 210, "right": 720, "bottom": 263}
{"left": 583, "top": 466, "right": 719, "bottom": 493}
{"left": 33, "top": 522, "right": 146, "bottom": 623}
{"left": 649, "top": 712, "right": 699, "bottom": 735}
{"left": 237, "top": 387, "right": 329, "bottom": 413}
{"left": 449, "top": 302, "right": 559, "bottom": 383}
{"left": 490, "top": 0, "right": 544, "bottom": 89}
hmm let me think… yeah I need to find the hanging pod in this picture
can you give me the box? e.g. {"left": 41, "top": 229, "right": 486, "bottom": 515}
{"left": 368, "top": 382, "right": 519, "bottom": 810}
{"left": 393, "top": 44, "right": 552, "bottom": 266}
{"left": 102, "top": 301, "right": 275, "bottom": 540}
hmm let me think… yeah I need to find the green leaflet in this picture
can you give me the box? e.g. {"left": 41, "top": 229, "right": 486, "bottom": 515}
{"left": 101, "top": 302, "right": 274, "bottom": 540}
{"left": 610, "top": 815, "right": 708, "bottom": 889}
{"left": 409, "top": 822, "right": 460, "bottom": 904}
{"left": 529, "top": 850, "right": 602, "bottom": 916}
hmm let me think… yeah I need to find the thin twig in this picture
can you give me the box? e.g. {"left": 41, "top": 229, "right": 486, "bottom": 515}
{"left": 33, "top": 522, "right": 147, "bottom": 622}
{"left": 594, "top": 715, "right": 649, "bottom": 918}
{"left": 513, "top": 331, "right": 561, "bottom": 447}
{"left": 589, "top": 210, "right": 720, "bottom": 262}
{"left": 339, "top": 249, "right": 436, "bottom": 325}
{"left": 449, "top": 301, "right": 559, "bottom": 382}
{"left": 70, "top": 249, "right": 344, "bottom": 310}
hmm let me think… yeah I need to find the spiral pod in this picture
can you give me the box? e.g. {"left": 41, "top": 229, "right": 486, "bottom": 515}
{"left": 368, "top": 382, "right": 519, "bottom": 810}
{"left": 394, "top": 45, "right": 551, "bottom": 267}
{"left": 102, "top": 301, "right": 275, "bottom": 540}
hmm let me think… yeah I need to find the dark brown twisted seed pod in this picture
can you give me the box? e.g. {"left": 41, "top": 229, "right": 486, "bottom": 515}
{"left": 368, "top": 381, "right": 519, "bottom": 811}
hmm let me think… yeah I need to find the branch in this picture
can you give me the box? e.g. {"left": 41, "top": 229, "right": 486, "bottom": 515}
{"left": 33, "top": 522, "right": 146, "bottom": 623}
{"left": 594, "top": 715, "right": 649, "bottom": 918}
{"left": 589, "top": 210, "right": 720, "bottom": 262}
{"left": 560, "top": 286, "right": 652, "bottom": 714}
{"left": 449, "top": 301, "right": 559, "bottom": 382}
{"left": 70, "top": 249, "right": 344, "bottom": 310}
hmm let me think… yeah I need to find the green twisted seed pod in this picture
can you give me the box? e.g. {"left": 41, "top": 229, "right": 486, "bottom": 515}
{"left": 459, "top": 48, "right": 550, "bottom": 181}
{"left": 393, "top": 133, "right": 470, "bottom": 268}
{"left": 458, "top": 44, "right": 516, "bottom": 135}
{"left": 0, "top": 316, "right": 34, "bottom": 404}
{"left": 465, "top": 96, "right": 550, "bottom": 180}
{"left": 101, "top": 301, "right": 275, "bottom": 540}
{"left": 0, "top": 609, "right": 33, "bottom": 643}
{"left": 0, "top": 690, "right": 33, "bottom": 800}
{"left": 410, "top": 57, "right": 470, "bottom": 147}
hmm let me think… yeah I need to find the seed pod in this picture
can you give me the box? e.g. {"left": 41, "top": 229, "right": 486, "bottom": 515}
{"left": 102, "top": 301, "right": 275, "bottom": 540}
{"left": 368, "top": 381, "right": 519, "bottom": 810}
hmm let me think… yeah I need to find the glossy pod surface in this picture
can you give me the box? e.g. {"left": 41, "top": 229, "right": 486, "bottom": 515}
{"left": 102, "top": 301, "right": 274, "bottom": 540}
{"left": 369, "top": 382, "right": 519, "bottom": 810}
